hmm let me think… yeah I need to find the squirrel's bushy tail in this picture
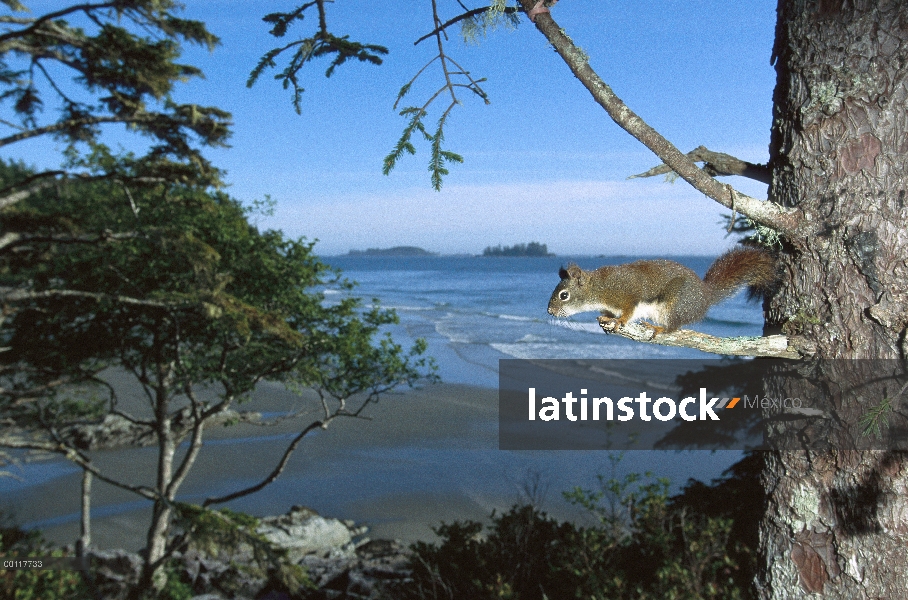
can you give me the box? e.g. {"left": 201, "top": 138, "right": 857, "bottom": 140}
{"left": 703, "top": 247, "right": 777, "bottom": 303}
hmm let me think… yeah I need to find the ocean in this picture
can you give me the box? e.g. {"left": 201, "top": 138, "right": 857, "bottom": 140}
{"left": 326, "top": 254, "right": 766, "bottom": 386}
{"left": 1, "top": 254, "right": 761, "bottom": 546}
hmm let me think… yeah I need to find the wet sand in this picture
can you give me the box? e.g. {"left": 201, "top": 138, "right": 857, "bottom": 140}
{"left": 1, "top": 381, "right": 506, "bottom": 550}
{"left": 1, "top": 367, "right": 741, "bottom": 552}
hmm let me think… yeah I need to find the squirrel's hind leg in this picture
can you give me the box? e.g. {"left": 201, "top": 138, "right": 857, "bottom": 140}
{"left": 657, "top": 276, "right": 708, "bottom": 333}
{"left": 641, "top": 322, "right": 667, "bottom": 336}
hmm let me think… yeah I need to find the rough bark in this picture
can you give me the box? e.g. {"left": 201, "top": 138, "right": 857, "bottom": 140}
{"left": 768, "top": 0, "right": 908, "bottom": 359}
{"left": 760, "top": 1, "right": 908, "bottom": 597}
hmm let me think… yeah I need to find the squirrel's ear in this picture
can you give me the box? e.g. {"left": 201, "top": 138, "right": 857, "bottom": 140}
{"left": 558, "top": 266, "right": 571, "bottom": 280}
{"left": 564, "top": 264, "right": 583, "bottom": 280}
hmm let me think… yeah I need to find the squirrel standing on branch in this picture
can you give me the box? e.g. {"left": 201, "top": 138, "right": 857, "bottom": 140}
{"left": 547, "top": 247, "right": 777, "bottom": 334}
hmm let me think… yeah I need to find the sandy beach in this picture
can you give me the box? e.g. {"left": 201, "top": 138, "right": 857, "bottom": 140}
{"left": 1, "top": 368, "right": 742, "bottom": 552}
{"left": 2, "top": 380, "right": 505, "bottom": 550}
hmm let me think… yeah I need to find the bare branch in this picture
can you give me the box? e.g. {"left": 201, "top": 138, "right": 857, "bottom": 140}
{"left": 0, "top": 287, "right": 195, "bottom": 309}
{"left": 202, "top": 379, "right": 415, "bottom": 508}
{"left": 516, "top": 1, "right": 804, "bottom": 238}
{"left": 202, "top": 418, "right": 326, "bottom": 507}
{"left": 0, "top": 178, "right": 57, "bottom": 211}
{"left": 0, "top": 230, "right": 144, "bottom": 253}
{"left": 0, "top": 435, "right": 159, "bottom": 500}
{"left": 597, "top": 317, "right": 808, "bottom": 359}
{"left": 629, "top": 145, "right": 771, "bottom": 184}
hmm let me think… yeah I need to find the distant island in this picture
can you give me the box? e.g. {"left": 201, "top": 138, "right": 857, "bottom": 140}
{"left": 481, "top": 242, "right": 553, "bottom": 257}
{"left": 347, "top": 246, "right": 437, "bottom": 257}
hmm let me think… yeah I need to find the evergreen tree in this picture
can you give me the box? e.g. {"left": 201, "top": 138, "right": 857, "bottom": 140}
{"left": 0, "top": 3, "right": 432, "bottom": 594}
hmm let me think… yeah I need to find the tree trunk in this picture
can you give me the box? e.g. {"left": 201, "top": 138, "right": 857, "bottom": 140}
{"left": 760, "top": 0, "right": 908, "bottom": 597}
{"left": 77, "top": 469, "right": 91, "bottom": 557}
{"left": 138, "top": 385, "right": 177, "bottom": 594}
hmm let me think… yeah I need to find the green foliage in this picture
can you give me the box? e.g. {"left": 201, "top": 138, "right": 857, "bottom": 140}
{"left": 1, "top": 158, "right": 433, "bottom": 415}
{"left": 395, "top": 506, "right": 596, "bottom": 600}
{"left": 170, "top": 504, "right": 313, "bottom": 595}
{"left": 248, "top": 2, "right": 505, "bottom": 190}
{"left": 0, "top": 1, "right": 231, "bottom": 189}
{"left": 382, "top": 104, "right": 467, "bottom": 192}
{"left": 249, "top": 2, "right": 388, "bottom": 114}
{"left": 389, "top": 453, "right": 760, "bottom": 600}
{"left": 0, "top": 156, "right": 433, "bottom": 592}
{"left": 383, "top": 106, "right": 429, "bottom": 173}
{"left": 428, "top": 112, "right": 465, "bottom": 191}
{"left": 171, "top": 504, "right": 265, "bottom": 559}
{"left": 382, "top": 0, "right": 493, "bottom": 191}
{"left": 860, "top": 394, "right": 895, "bottom": 439}
{"left": 158, "top": 560, "right": 193, "bottom": 600}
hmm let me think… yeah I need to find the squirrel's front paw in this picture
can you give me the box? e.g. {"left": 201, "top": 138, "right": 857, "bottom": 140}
{"left": 598, "top": 316, "right": 620, "bottom": 332}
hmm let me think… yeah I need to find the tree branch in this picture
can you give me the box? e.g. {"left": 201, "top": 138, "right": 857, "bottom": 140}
{"left": 202, "top": 418, "right": 326, "bottom": 507}
{"left": 202, "top": 387, "right": 385, "bottom": 507}
{"left": 597, "top": 317, "right": 809, "bottom": 359}
{"left": 0, "top": 170, "right": 168, "bottom": 212}
{"left": 0, "top": 287, "right": 194, "bottom": 309}
{"left": 413, "top": 6, "right": 521, "bottom": 46}
{"left": 166, "top": 386, "right": 205, "bottom": 498}
{"left": 629, "top": 145, "right": 771, "bottom": 184}
{"left": 0, "top": 230, "right": 143, "bottom": 253}
{"left": 0, "top": 435, "right": 159, "bottom": 501}
{"left": 0, "top": 178, "right": 58, "bottom": 211}
{"left": 0, "top": 372, "right": 90, "bottom": 405}
{"left": 0, "top": 114, "right": 158, "bottom": 148}
{"left": 516, "top": 1, "right": 804, "bottom": 238}
{"left": 0, "top": 2, "right": 119, "bottom": 46}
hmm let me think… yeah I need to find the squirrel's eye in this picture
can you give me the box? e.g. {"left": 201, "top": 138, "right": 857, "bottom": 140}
{"left": 559, "top": 291, "right": 569, "bottom": 301}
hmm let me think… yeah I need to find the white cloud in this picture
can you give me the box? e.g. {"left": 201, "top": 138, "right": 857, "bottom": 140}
{"left": 268, "top": 179, "right": 756, "bottom": 256}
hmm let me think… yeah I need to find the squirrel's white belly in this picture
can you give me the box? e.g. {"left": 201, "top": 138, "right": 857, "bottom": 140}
{"left": 591, "top": 301, "right": 665, "bottom": 324}
{"left": 628, "top": 302, "right": 665, "bottom": 324}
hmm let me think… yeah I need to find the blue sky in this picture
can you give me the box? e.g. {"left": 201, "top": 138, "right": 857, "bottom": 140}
{"left": 9, "top": 1, "right": 778, "bottom": 256}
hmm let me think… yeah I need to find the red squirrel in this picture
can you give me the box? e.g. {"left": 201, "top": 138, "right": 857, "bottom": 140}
{"left": 547, "top": 247, "right": 777, "bottom": 334}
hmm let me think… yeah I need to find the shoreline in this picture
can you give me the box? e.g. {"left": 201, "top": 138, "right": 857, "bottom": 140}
{"left": 1, "top": 381, "right": 502, "bottom": 550}
{"left": 1, "top": 373, "right": 743, "bottom": 553}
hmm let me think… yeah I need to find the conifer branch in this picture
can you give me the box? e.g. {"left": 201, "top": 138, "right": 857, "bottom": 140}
{"left": 384, "top": 0, "right": 490, "bottom": 190}
{"left": 515, "top": 0, "right": 804, "bottom": 237}
{"left": 250, "top": 1, "right": 388, "bottom": 114}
